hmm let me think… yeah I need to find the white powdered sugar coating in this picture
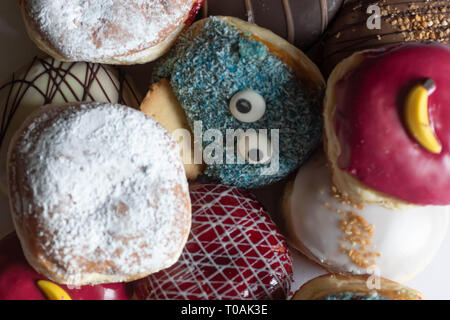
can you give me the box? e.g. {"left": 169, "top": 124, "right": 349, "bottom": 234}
{"left": 25, "top": 0, "right": 194, "bottom": 60}
{"left": 9, "top": 103, "right": 190, "bottom": 284}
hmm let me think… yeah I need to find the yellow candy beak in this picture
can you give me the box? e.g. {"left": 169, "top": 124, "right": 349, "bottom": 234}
{"left": 37, "top": 280, "right": 72, "bottom": 300}
{"left": 404, "top": 79, "right": 441, "bottom": 154}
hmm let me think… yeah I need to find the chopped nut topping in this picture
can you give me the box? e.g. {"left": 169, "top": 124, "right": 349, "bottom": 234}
{"left": 375, "top": 0, "right": 450, "bottom": 42}
{"left": 326, "top": 187, "right": 380, "bottom": 269}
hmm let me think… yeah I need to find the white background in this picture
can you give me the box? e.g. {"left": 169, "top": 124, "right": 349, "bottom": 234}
{"left": 1, "top": 0, "right": 449, "bottom": 299}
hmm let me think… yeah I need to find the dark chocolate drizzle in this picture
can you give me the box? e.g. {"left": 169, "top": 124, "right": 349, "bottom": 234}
{"left": 201, "top": 0, "right": 342, "bottom": 50}
{"left": 0, "top": 56, "right": 141, "bottom": 146}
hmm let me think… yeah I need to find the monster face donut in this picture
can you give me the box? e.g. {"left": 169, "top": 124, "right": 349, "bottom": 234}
{"left": 0, "top": 233, "right": 128, "bottom": 300}
{"left": 292, "top": 274, "right": 423, "bottom": 300}
{"left": 7, "top": 102, "right": 191, "bottom": 285}
{"left": 131, "top": 184, "right": 293, "bottom": 300}
{"left": 19, "top": 0, "right": 203, "bottom": 64}
{"left": 141, "top": 16, "right": 325, "bottom": 188}
{"left": 201, "top": 0, "right": 343, "bottom": 49}
{"left": 0, "top": 55, "right": 141, "bottom": 194}
{"left": 281, "top": 151, "right": 448, "bottom": 282}
{"left": 324, "top": 43, "right": 450, "bottom": 208}
{"left": 323, "top": 0, "right": 450, "bottom": 75}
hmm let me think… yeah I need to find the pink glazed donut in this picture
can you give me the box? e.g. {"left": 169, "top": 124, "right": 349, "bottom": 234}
{"left": 0, "top": 233, "right": 128, "bottom": 300}
{"left": 324, "top": 43, "right": 450, "bottom": 209}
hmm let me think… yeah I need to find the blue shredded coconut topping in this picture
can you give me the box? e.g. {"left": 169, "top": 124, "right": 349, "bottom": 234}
{"left": 152, "top": 17, "right": 322, "bottom": 188}
{"left": 323, "top": 292, "right": 388, "bottom": 300}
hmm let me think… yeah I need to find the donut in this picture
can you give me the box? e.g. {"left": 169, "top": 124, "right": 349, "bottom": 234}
{"left": 0, "top": 55, "right": 141, "bottom": 194}
{"left": 7, "top": 102, "right": 191, "bottom": 286}
{"left": 141, "top": 16, "right": 325, "bottom": 188}
{"left": 292, "top": 274, "right": 423, "bottom": 300}
{"left": 131, "top": 184, "right": 293, "bottom": 300}
{"left": 0, "top": 233, "right": 128, "bottom": 300}
{"left": 280, "top": 151, "right": 448, "bottom": 282}
{"left": 18, "top": 0, "right": 204, "bottom": 64}
{"left": 200, "top": 0, "right": 343, "bottom": 49}
{"left": 324, "top": 43, "right": 450, "bottom": 208}
{"left": 322, "top": 0, "right": 450, "bottom": 75}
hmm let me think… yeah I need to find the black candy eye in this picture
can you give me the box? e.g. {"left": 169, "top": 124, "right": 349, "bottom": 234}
{"left": 236, "top": 98, "right": 252, "bottom": 114}
{"left": 229, "top": 89, "right": 266, "bottom": 123}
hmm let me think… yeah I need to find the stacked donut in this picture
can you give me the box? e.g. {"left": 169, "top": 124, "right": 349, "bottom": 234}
{"left": 281, "top": 0, "right": 450, "bottom": 300}
{"left": 1, "top": 0, "right": 449, "bottom": 301}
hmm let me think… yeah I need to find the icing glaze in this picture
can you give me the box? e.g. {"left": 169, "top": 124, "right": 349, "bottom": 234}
{"left": 0, "top": 56, "right": 140, "bottom": 193}
{"left": 8, "top": 103, "right": 190, "bottom": 285}
{"left": 0, "top": 233, "right": 128, "bottom": 300}
{"left": 334, "top": 43, "right": 450, "bottom": 205}
{"left": 132, "top": 184, "right": 293, "bottom": 300}
{"left": 286, "top": 151, "right": 449, "bottom": 282}
{"left": 152, "top": 17, "right": 322, "bottom": 188}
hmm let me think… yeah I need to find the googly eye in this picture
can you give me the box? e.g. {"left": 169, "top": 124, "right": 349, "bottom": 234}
{"left": 229, "top": 89, "right": 266, "bottom": 123}
{"left": 237, "top": 131, "right": 271, "bottom": 164}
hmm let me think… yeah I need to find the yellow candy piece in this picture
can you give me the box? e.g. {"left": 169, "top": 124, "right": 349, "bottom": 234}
{"left": 37, "top": 280, "right": 72, "bottom": 300}
{"left": 404, "top": 79, "right": 441, "bottom": 154}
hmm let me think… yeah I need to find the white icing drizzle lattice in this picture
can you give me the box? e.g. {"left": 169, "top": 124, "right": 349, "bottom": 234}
{"left": 133, "top": 184, "right": 293, "bottom": 300}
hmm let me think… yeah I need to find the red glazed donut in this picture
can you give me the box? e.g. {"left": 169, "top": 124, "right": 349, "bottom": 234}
{"left": 324, "top": 43, "right": 450, "bottom": 208}
{"left": 0, "top": 233, "right": 128, "bottom": 300}
{"left": 131, "top": 184, "right": 293, "bottom": 300}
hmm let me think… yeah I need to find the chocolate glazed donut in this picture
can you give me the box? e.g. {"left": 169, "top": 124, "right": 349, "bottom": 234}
{"left": 322, "top": 0, "right": 450, "bottom": 75}
{"left": 201, "top": 0, "right": 344, "bottom": 49}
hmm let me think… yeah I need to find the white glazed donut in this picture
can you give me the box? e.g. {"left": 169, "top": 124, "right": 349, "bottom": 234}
{"left": 281, "top": 151, "right": 449, "bottom": 283}
{"left": 7, "top": 102, "right": 191, "bottom": 286}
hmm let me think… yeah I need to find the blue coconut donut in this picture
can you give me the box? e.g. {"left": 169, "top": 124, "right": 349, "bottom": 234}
{"left": 144, "top": 16, "right": 325, "bottom": 188}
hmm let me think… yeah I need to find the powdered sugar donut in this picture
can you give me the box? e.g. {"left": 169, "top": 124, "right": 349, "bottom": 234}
{"left": 0, "top": 233, "right": 129, "bottom": 300}
{"left": 7, "top": 102, "right": 191, "bottom": 286}
{"left": 281, "top": 151, "right": 449, "bottom": 283}
{"left": 131, "top": 184, "right": 293, "bottom": 300}
{"left": 0, "top": 55, "right": 141, "bottom": 194}
{"left": 19, "top": 0, "right": 203, "bottom": 64}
